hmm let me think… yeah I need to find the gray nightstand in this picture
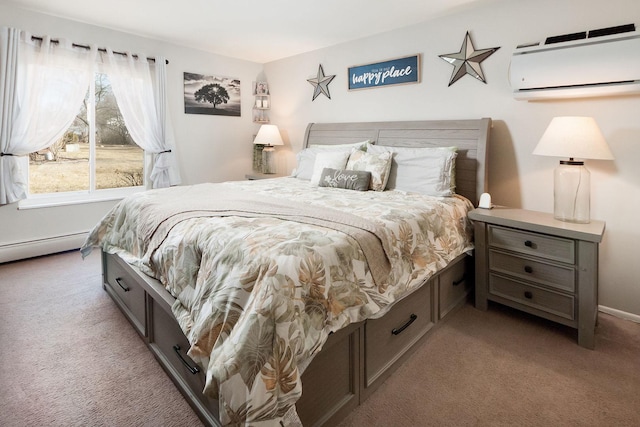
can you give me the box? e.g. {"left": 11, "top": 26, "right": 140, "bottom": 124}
{"left": 468, "top": 207, "right": 605, "bottom": 349}
{"left": 245, "top": 172, "right": 286, "bottom": 180}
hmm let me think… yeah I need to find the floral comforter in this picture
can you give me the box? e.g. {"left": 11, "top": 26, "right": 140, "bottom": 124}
{"left": 81, "top": 177, "right": 474, "bottom": 426}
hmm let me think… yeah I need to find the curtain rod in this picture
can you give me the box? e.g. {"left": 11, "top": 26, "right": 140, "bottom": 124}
{"left": 30, "top": 36, "right": 169, "bottom": 64}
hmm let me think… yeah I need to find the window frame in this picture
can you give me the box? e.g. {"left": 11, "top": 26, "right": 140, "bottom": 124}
{"left": 20, "top": 71, "right": 146, "bottom": 209}
{"left": 18, "top": 186, "right": 143, "bottom": 209}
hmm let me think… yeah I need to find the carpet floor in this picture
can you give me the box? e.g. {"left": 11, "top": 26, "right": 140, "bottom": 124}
{"left": 0, "top": 250, "right": 203, "bottom": 427}
{"left": 1, "top": 250, "right": 639, "bottom": 426}
{"left": 337, "top": 292, "right": 640, "bottom": 426}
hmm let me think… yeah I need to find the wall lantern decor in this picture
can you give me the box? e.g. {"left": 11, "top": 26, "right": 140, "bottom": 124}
{"left": 439, "top": 31, "right": 500, "bottom": 86}
{"left": 307, "top": 64, "right": 336, "bottom": 101}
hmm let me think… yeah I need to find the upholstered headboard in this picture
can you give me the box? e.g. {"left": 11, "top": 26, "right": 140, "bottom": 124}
{"left": 302, "top": 118, "right": 491, "bottom": 206}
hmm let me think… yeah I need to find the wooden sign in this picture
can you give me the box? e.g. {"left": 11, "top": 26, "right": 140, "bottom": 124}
{"left": 348, "top": 54, "right": 420, "bottom": 90}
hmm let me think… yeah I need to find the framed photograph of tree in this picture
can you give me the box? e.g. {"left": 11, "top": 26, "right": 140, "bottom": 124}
{"left": 183, "top": 72, "right": 241, "bottom": 116}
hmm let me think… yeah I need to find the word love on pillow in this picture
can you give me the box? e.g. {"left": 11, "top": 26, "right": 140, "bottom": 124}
{"left": 318, "top": 168, "right": 371, "bottom": 191}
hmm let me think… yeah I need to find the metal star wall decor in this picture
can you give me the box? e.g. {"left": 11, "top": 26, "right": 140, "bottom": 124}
{"left": 307, "top": 64, "right": 336, "bottom": 101}
{"left": 439, "top": 31, "right": 500, "bottom": 86}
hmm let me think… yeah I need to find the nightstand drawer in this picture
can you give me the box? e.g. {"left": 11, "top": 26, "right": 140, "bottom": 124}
{"left": 489, "top": 225, "right": 575, "bottom": 264}
{"left": 489, "top": 274, "right": 575, "bottom": 320}
{"left": 489, "top": 250, "right": 575, "bottom": 293}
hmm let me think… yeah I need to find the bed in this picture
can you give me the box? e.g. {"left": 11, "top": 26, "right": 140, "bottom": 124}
{"left": 81, "top": 118, "right": 491, "bottom": 427}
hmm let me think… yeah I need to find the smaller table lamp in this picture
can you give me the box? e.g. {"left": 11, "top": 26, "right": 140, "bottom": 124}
{"left": 533, "top": 116, "right": 614, "bottom": 223}
{"left": 253, "top": 124, "right": 284, "bottom": 174}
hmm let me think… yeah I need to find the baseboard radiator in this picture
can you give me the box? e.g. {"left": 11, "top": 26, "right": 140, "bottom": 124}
{"left": 0, "top": 232, "right": 88, "bottom": 264}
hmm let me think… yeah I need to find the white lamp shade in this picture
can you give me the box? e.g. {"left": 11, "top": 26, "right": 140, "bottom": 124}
{"left": 253, "top": 124, "right": 284, "bottom": 146}
{"left": 533, "top": 116, "right": 614, "bottom": 160}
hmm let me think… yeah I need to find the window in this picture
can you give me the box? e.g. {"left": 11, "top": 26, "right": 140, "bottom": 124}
{"left": 27, "top": 72, "right": 144, "bottom": 198}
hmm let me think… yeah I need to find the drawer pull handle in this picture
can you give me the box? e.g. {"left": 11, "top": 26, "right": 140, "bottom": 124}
{"left": 115, "top": 277, "right": 130, "bottom": 292}
{"left": 524, "top": 291, "right": 533, "bottom": 299}
{"left": 392, "top": 314, "right": 417, "bottom": 335}
{"left": 173, "top": 345, "right": 200, "bottom": 375}
{"left": 524, "top": 266, "right": 533, "bottom": 274}
{"left": 452, "top": 276, "right": 465, "bottom": 286}
{"left": 524, "top": 240, "right": 533, "bottom": 248}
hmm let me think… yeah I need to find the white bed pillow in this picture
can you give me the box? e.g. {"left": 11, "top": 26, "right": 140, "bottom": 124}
{"left": 292, "top": 148, "right": 323, "bottom": 180}
{"left": 308, "top": 140, "right": 369, "bottom": 150}
{"left": 310, "top": 150, "right": 352, "bottom": 185}
{"left": 367, "top": 144, "right": 458, "bottom": 196}
{"left": 293, "top": 140, "right": 368, "bottom": 180}
{"left": 346, "top": 149, "right": 392, "bottom": 191}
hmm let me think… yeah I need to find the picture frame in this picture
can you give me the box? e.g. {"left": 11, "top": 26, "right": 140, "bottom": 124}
{"left": 184, "top": 72, "right": 241, "bottom": 116}
{"left": 254, "top": 81, "right": 269, "bottom": 95}
{"left": 348, "top": 54, "right": 421, "bottom": 90}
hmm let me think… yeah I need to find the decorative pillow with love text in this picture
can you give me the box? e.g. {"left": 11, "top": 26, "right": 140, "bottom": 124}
{"left": 318, "top": 168, "right": 371, "bottom": 191}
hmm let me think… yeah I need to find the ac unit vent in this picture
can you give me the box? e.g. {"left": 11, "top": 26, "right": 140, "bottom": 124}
{"left": 589, "top": 23, "right": 635, "bottom": 38}
{"left": 545, "top": 32, "right": 586, "bottom": 45}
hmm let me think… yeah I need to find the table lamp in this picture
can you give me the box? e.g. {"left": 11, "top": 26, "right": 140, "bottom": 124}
{"left": 253, "top": 124, "right": 284, "bottom": 174}
{"left": 533, "top": 116, "right": 614, "bottom": 223}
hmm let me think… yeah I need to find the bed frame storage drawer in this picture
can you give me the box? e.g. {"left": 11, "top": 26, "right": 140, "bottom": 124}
{"left": 364, "top": 280, "right": 435, "bottom": 389}
{"left": 438, "top": 255, "right": 472, "bottom": 319}
{"left": 102, "top": 252, "right": 146, "bottom": 336}
{"left": 297, "top": 322, "right": 362, "bottom": 427}
{"left": 148, "top": 298, "right": 220, "bottom": 424}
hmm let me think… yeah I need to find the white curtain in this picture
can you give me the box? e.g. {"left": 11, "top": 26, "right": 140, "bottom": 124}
{"left": 102, "top": 50, "right": 180, "bottom": 188}
{"left": 0, "top": 28, "right": 97, "bottom": 204}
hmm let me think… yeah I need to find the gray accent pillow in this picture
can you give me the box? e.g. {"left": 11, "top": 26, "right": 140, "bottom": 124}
{"left": 318, "top": 168, "right": 371, "bottom": 191}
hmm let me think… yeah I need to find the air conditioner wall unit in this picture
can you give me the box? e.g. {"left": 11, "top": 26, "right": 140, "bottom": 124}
{"left": 509, "top": 30, "right": 640, "bottom": 101}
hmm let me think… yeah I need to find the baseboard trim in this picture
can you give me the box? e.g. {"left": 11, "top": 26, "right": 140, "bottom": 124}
{"left": 599, "top": 305, "right": 640, "bottom": 324}
{"left": 0, "top": 232, "right": 88, "bottom": 264}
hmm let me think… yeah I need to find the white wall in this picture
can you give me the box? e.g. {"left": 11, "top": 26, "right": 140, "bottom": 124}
{"left": 0, "top": 3, "right": 263, "bottom": 260}
{"left": 264, "top": 0, "right": 640, "bottom": 316}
